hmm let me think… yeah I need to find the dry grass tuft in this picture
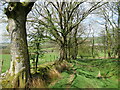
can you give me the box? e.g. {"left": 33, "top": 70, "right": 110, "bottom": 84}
{"left": 29, "top": 78, "right": 45, "bottom": 88}
{"left": 48, "top": 69, "right": 61, "bottom": 80}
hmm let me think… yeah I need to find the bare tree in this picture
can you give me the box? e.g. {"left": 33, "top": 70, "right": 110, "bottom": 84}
{"left": 30, "top": 1, "right": 107, "bottom": 61}
{"left": 96, "top": 2, "right": 119, "bottom": 58}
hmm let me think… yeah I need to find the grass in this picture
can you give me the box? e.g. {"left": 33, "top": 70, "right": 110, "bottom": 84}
{"left": 50, "top": 72, "right": 70, "bottom": 88}
{"left": 30, "top": 52, "right": 59, "bottom": 67}
{"left": 39, "top": 52, "right": 59, "bottom": 64}
{"left": 1, "top": 52, "right": 118, "bottom": 88}
{"left": 0, "top": 54, "right": 11, "bottom": 73}
{"left": 0, "top": 49, "right": 110, "bottom": 73}
{"left": 1, "top": 52, "right": 59, "bottom": 73}
{"left": 50, "top": 59, "right": 118, "bottom": 88}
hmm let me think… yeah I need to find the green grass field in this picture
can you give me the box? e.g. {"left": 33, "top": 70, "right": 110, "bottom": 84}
{"left": 39, "top": 52, "right": 59, "bottom": 64}
{"left": 50, "top": 59, "right": 118, "bottom": 88}
{"left": 0, "top": 54, "right": 11, "bottom": 73}
{"left": 1, "top": 53, "right": 118, "bottom": 88}
{"left": 1, "top": 52, "right": 59, "bottom": 73}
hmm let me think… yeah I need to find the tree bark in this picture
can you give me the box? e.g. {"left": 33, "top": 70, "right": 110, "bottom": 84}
{"left": 68, "top": 35, "right": 71, "bottom": 60}
{"left": 59, "top": 36, "right": 68, "bottom": 61}
{"left": 91, "top": 29, "right": 95, "bottom": 58}
{"left": 71, "top": 30, "right": 78, "bottom": 60}
{"left": 35, "top": 52, "right": 39, "bottom": 73}
{"left": 105, "top": 23, "right": 111, "bottom": 58}
{"left": 5, "top": 2, "right": 34, "bottom": 88}
{"left": 59, "top": 44, "right": 67, "bottom": 61}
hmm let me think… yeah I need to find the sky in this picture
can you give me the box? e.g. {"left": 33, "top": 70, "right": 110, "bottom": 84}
{"left": 0, "top": 1, "right": 118, "bottom": 43}
{"left": 0, "top": 8, "right": 9, "bottom": 43}
{"left": 0, "top": 23, "right": 9, "bottom": 43}
{"left": 82, "top": 14, "right": 104, "bottom": 36}
{"left": 0, "top": 2, "right": 10, "bottom": 43}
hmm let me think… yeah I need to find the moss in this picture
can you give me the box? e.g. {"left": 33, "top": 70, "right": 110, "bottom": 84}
{"left": 1, "top": 69, "right": 26, "bottom": 88}
{"left": 21, "top": 1, "right": 29, "bottom": 6}
{"left": 16, "top": 57, "right": 21, "bottom": 63}
{"left": 16, "top": 57, "right": 20, "bottom": 59}
{"left": 13, "top": 68, "right": 25, "bottom": 88}
{"left": 1, "top": 75, "right": 14, "bottom": 88}
{"left": 17, "top": 60, "right": 21, "bottom": 63}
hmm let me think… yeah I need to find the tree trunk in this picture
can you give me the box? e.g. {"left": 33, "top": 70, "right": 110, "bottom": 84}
{"left": 108, "top": 52, "right": 111, "bottom": 58}
{"left": 5, "top": 2, "right": 34, "bottom": 88}
{"left": 59, "top": 44, "right": 67, "bottom": 61}
{"left": 103, "top": 31, "right": 106, "bottom": 58}
{"left": 71, "top": 36, "right": 78, "bottom": 60}
{"left": 68, "top": 33, "right": 72, "bottom": 60}
{"left": 71, "top": 13, "right": 79, "bottom": 60}
{"left": 35, "top": 53, "right": 39, "bottom": 73}
{"left": 59, "top": 35, "right": 68, "bottom": 61}
{"left": 59, "top": 38, "right": 67, "bottom": 61}
{"left": 71, "top": 28, "right": 78, "bottom": 60}
{"left": 0, "top": 59, "right": 3, "bottom": 74}
{"left": 104, "top": 46, "right": 106, "bottom": 58}
{"left": 68, "top": 41, "right": 71, "bottom": 60}
{"left": 73, "top": 33, "right": 78, "bottom": 60}
{"left": 105, "top": 23, "right": 111, "bottom": 58}
{"left": 92, "top": 29, "right": 95, "bottom": 58}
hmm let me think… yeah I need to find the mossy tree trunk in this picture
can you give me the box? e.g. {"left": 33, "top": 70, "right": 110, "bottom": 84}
{"left": 59, "top": 41, "right": 68, "bottom": 61}
{"left": 5, "top": 2, "right": 34, "bottom": 88}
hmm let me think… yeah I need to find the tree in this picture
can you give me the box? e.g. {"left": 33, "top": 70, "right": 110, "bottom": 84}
{"left": 91, "top": 25, "right": 95, "bottom": 58}
{"left": 28, "top": 23, "right": 44, "bottom": 73}
{"left": 31, "top": 1, "right": 107, "bottom": 61}
{"left": 68, "top": 9, "right": 80, "bottom": 60}
{"left": 96, "top": 3, "right": 118, "bottom": 58}
{"left": 99, "top": 30, "right": 107, "bottom": 58}
{"left": 4, "top": 1, "right": 35, "bottom": 88}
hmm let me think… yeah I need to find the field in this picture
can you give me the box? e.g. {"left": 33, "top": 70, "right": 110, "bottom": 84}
{"left": 1, "top": 53, "right": 118, "bottom": 88}
{"left": 0, "top": 54, "right": 11, "bottom": 73}
{"left": 37, "top": 52, "right": 59, "bottom": 64}
{"left": 1, "top": 52, "right": 59, "bottom": 73}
